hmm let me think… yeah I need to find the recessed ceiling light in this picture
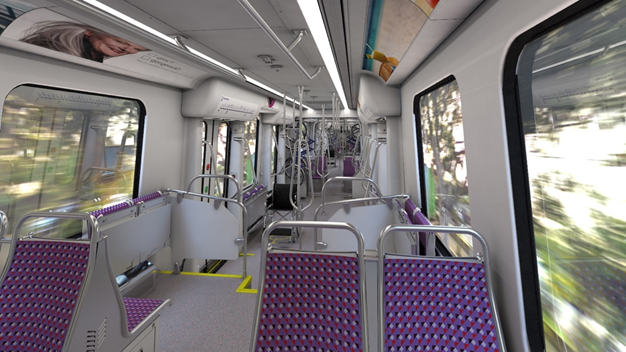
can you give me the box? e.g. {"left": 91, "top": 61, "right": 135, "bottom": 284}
{"left": 296, "top": 0, "right": 349, "bottom": 109}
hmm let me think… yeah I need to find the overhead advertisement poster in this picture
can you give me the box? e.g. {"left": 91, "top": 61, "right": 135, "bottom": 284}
{"left": 0, "top": 0, "right": 208, "bottom": 88}
{"left": 362, "top": 0, "right": 439, "bottom": 82}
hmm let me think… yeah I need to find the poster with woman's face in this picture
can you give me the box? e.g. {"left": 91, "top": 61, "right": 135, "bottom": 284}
{"left": 0, "top": 0, "right": 209, "bottom": 87}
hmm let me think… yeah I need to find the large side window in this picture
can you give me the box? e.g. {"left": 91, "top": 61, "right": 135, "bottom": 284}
{"left": 415, "top": 77, "right": 473, "bottom": 257}
{"left": 0, "top": 85, "right": 144, "bottom": 238}
{"left": 242, "top": 119, "right": 258, "bottom": 188}
{"left": 505, "top": 0, "right": 626, "bottom": 351}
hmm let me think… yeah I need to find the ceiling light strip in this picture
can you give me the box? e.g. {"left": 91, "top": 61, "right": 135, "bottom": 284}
{"left": 296, "top": 0, "right": 348, "bottom": 109}
{"left": 78, "top": 0, "right": 240, "bottom": 77}
{"left": 245, "top": 76, "right": 311, "bottom": 110}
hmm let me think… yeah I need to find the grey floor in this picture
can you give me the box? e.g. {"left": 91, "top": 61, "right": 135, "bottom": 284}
{"left": 147, "top": 168, "right": 351, "bottom": 351}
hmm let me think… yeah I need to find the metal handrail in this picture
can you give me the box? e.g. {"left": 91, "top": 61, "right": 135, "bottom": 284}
{"left": 116, "top": 131, "right": 136, "bottom": 170}
{"left": 250, "top": 220, "right": 369, "bottom": 352}
{"left": 80, "top": 167, "right": 128, "bottom": 189}
{"left": 237, "top": 0, "right": 324, "bottom": 80}
{"left": 313, "top": 193, "right": 409, "bottom": 244}
{"left": 185, "top": 174, "right": 241, "bottom": 201}
{"left": 364, "top": 142, "right": 383, "bottom": 196}
{"left": 165, "top": 188, "right": 249, "bottom": 278}
{"left": 321, "top": 176, "right": 382, "bottom": 205}
{"left": 377, "top": 225, "right": 507, "bottom": 352}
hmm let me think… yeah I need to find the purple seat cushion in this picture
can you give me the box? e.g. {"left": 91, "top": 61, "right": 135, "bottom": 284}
{"left": 123, "top": 297, "right": 164, "bottom": 332}
{"left": 0, "top": 240, "right": 90, "bottom": 352}
{"left": 255, "top": 252, "right": 363, "bottom": 351}
{"left": 384, "top": 258, "right": 501, "bottom": 352}
{"left": 343, "top": 157, "right": 356, "bottom": 177}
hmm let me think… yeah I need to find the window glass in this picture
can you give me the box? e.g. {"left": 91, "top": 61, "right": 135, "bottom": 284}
{"left": 418, "top": 79, "right": 473, "bottom": 256}
{"left": 214, "top": 121, "right": 229, "bottom": 196}
{"left": 242, "top": 120, "right": 258, "bottom": 188}
{"left": 517, "top": 0, "right": 626, "bottom": 350}
{"left": 0, "top": 85, "right": 143, "bottom": 238}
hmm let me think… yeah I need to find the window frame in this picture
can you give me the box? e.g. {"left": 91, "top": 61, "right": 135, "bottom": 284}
{"left": 241, "top": 119, "right": 259, "bottom": 190}
{"left": 501, "top": 1, "right": 614, "bottom": 351}
{"left": 413, "top": 75, "right": 471, "bottom": 257}
{"left": 0, "top": 83, "right": 146, "bottom": 239}
{"left": 2, "top": 84, "right": 146, "bottom": 199}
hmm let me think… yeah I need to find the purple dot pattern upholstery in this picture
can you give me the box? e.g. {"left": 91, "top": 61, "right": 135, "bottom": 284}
{"left": 256, "top": 253, "right": 363, "bottom": 352}
{"left": 0, "top": 240, "right": 90, "bottom": 352}
{"left": 123, "top": 297, "right": 164, "bottom": 332}
{"left": 384, "top": 259, "right": 500, "bottom": 352}
{"left": 243, "top": 185, "right": 266, "bottom": 202}
{"left": 131, "top": 192, "right": 162, "bottom": 205}
{"left": 90, "top": 201, "right": 131, "bottom": 218}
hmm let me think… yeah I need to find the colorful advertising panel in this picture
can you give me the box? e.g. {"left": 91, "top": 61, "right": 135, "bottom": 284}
{"left": 0, "top": 0, "right": 208, "bottom": 87}
{"left": 363, "top": 0, "right": 440, "bottom": 82}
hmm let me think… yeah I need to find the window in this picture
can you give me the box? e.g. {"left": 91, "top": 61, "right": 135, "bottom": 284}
{"left": 416, "top": 77, "right": 473, "bottom": 257}
{"left": 0, "top": 85, "right": 144, "bottom": 238}
{"left": 242, "top": 119, "right": 258, "bottom": 188}
{"left": 213, "top": 121, "right": 229, "bottom": 196}
{"left": 505, "top": 0, "right": 626, "bottom": 351}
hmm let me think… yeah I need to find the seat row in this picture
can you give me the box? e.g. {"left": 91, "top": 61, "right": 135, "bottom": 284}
{"left": 0, "top": 210, "right": 169, "bottom": 352}
{"left": 251, "top": 221, "right": 506, "bottom": 352}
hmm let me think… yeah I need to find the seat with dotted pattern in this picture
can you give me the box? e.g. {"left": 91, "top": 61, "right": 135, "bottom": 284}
{"left": 0, "top": 240, "right": 90, "bottom": 352}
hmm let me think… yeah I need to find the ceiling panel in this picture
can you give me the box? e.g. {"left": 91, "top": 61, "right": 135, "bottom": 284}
{"left": 125, "top": 0, "right": 285, "bottom": 31}
{"left": 90, "top": 0, "right": 353, "bottom": 109}
{"left": 385, "top": 18, "right": 463, "bottom": 86}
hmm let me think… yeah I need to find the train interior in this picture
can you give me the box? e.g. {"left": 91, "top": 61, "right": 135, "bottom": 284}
{"left": 1, "top": 0, "right": 625, "bottom": 351}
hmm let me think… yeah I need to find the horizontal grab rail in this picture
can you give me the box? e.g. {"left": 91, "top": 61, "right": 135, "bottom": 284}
{"left": 321, "top": 176, "right": 382, "bottom": 205}
{"left": 237, "top": 0, "right": 324, "bottom": 80}
{"left": 185, "top": 174, "right": 242, "bottom": 202}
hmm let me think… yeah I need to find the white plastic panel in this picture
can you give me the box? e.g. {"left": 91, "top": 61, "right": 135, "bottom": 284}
{"left": 170, "top": 198, "right": 239, "bottom": 263}
{"left": 261, "top": 101, "right": 295, "bottom": 124}
{"left": 102, "top": 204, "right": 171, "bottom": 275}
{"left": 357, "top": 73, "right": 401, "bottom": 123}
{"left": 321, "top": 203, "right": 401, "bottom": 251}
{"left": 182, "top": 78, "right": 266, "bottom": 120}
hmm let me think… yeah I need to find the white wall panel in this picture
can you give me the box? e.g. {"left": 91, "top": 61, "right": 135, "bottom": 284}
{"left": 0, "top": 47, "right": 185, "bottom": 195}
{"left": 399, "top": 0, "right": 577, "bottom": 351}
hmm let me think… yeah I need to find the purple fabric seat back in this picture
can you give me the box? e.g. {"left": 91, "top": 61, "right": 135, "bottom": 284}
{"left": 255, "top": 252, "right": 363, "bottom": 352}
{"left": 132, "top": 192, "right": 162, "bottom": 205}
{"left": 0, "top": 240, "right": 90, "bottom": 352}
{"left": 383, "top": 258, "right": 501, "bottom": 352}
{"left": 90, "top": 201, "right": 131, "bottom": 218}
{"left": 243, "top": 185, "right": 265, "bottom": 202}
{"left": 343, "top": 157, "right": 356, "bottom": 177}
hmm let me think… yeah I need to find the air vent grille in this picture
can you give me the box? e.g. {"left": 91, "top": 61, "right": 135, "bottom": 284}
{"left": 86, "top": 318, "right": 107, "bottom": 351}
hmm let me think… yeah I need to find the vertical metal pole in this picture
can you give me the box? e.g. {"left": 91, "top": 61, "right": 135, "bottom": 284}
{"left": 295, "top": 86, "right": 304, "bottom": 219}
